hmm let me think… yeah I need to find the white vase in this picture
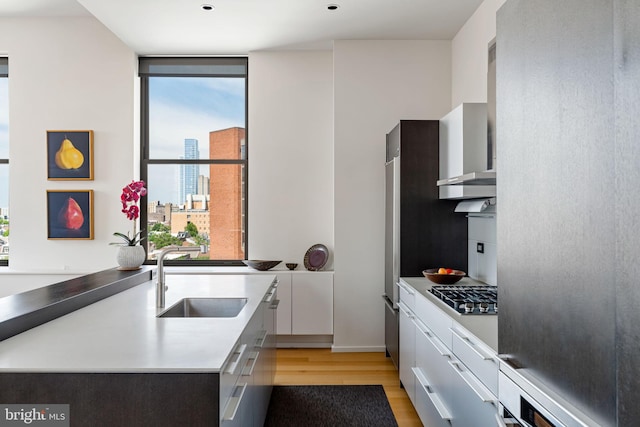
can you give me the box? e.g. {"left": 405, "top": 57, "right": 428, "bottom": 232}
{"left": 116, "top": 245, "right": 146, "bottom": 270}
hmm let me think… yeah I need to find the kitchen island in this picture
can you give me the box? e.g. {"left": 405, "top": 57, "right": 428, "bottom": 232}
{"left": 0, "top": 273, "right": 278, "bottom": 426}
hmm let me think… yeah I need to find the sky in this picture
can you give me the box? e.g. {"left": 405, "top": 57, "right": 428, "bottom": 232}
{"left": 147, "top": 76, "right": 245, "bottom": 204}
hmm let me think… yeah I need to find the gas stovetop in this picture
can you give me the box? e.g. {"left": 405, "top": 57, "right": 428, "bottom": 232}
{"left": 429, "top": 285, "right": 498, "bottom": 315}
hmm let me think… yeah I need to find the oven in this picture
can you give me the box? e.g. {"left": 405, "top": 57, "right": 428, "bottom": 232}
{"left": 497, "top": 358, "right": 599, "bottom": 427}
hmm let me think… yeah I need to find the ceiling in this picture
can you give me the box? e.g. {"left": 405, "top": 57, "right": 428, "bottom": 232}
{"left": 0, "top": 0, "right": 485, "bottom": 54}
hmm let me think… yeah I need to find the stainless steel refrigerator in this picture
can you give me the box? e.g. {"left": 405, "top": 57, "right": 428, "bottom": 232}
{"left": 497, "top": 1, "right": 640, "bottom": 425}
{"left": 383, "top": 120, "right": 467, "bottom": 369}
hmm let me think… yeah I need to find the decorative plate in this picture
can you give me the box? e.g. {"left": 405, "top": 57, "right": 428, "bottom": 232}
{"left": 303, "top": 244, "right": 329, "bottom": 271}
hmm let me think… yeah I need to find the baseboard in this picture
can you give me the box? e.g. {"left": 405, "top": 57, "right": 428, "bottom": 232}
{"left": 330, "top": 345, "right": 386, "bottom": 353}
{"left": 276, "top": 334, "right": 333, "bottom": 348}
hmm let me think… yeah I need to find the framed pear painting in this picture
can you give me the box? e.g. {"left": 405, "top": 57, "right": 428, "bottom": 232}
{"left": 47, "top": 190, "right": 94, "bottom": 240}
{"left": 47, "top": 130, "right": 94, "bottom": 180}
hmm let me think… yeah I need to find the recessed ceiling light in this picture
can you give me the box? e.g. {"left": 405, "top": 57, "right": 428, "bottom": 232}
{"left": 201, "top": 4, "right": 214, "bottom": 11}
{"left": 327, "top": 4, "right": 339, "bottom": 11}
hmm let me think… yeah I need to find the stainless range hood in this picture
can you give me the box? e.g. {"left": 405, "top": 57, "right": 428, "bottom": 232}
{"left": 438, "top": 42, "right": 497, "bottom": 200}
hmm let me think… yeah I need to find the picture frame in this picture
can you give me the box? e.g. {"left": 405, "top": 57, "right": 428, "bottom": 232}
{"left": 46, "top": 190, "right": 94, "bottom": 240}
{"left": 47, "top": 130, "right": 94, "bottom": 180}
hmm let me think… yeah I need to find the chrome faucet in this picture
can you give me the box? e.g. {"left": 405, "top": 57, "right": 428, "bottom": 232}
{"left": 156, "top": 245, "right": 201, "bottom": 308}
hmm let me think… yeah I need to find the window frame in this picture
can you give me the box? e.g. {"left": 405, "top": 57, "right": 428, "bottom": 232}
{"left": 0, "top": 57, "right": 8, "bottom": 267}
{"left": 139, "top": 57, "right": 249, "bottom": 266}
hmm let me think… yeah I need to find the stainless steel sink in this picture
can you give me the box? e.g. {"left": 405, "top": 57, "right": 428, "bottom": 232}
{"left": 157, "top": 297, "right": 248, "bottom": 318}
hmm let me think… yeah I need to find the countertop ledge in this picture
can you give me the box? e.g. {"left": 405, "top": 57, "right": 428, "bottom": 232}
{"left": 0, "top": 267, "right": 155, "bottom": 341}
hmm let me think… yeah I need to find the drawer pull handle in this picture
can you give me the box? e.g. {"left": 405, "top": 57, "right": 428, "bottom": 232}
{"left": 242, "top": 351, "right": 260, "bottom": 376}
{"left": 397, "top": 281, "right": 415, "bottom": 295}
{"left": 398, "top": 302, "right": 415, "bottom": 319}
{"left": 269, "top": 299, "right": 280, "bottom": 310}
{"left": 222, "top": 382, "right": 248, "bottom": 421}
{"left": 255, "top": 330, "right": 268, "bottom": 348}
{"left": 412, "top": 367, "right": 452, "bottom": 421}
{"left": 264, "top": 291, "right": 276, "bottom": 303}
{"left": 448, "top": 360, "right": 496, "bottom": 404}
{"left": 223, "top": 343, "right": 247, "bottom": 375}
{"left": 416, "top": 319, "right": 451, "bottom": 357}
{"left": 450, "top": 328, "right": 495, "bottom": 362}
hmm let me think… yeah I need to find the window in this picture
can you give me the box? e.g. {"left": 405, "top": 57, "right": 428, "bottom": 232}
{"left": 0, "top": 58, "right": 8, "bottom": 266}
{"left": 139, "top": 57, "right": 248, "bottom": 265}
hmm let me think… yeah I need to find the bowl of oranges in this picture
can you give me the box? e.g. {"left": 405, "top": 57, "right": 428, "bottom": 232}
{"left": 422, "top": 268, "right": 466, "bottom": 284}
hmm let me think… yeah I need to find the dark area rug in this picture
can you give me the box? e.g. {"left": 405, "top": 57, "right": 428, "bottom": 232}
{"left": 264, "top": 385, "right": 399, "bottom": 427}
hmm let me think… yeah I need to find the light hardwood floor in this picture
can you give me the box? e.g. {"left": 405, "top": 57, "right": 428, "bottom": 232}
{"left": 274, "top": 348, "right": 422, "bottom": 427}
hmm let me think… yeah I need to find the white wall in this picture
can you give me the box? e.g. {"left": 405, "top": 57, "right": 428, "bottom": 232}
{"left": 333, "top": 40, "right": 451, "bottom": 351}
{"left": 451, "top": 0, "right": 508, "bottom": 107}
{"left": 248, "top": 51, "right": 334, "bottom": 266}
{"left": 0, "top": 16, "right": 136, "bottom": 273}
{"left": 0, "top": 3, "right": 508, "bottom": 353}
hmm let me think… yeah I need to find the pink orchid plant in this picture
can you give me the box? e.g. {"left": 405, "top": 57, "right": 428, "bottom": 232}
{"left": 111, "top": 180, "right": 147, "bottom": 246}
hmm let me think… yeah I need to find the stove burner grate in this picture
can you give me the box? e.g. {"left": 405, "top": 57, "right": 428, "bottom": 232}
{"left": 430, "top": 284, "right": 498, "bottom": 315}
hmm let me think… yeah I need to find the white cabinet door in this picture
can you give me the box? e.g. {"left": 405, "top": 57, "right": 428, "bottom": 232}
{"left": 413, "top": 368, "right": 453, "bottom": 427}
{"left": 291, "top": 273, "right": 333, "bottom": 335}
{"left": 398, "top": 302, "right": 416, "bottom": 404}
{"left": 414, "top": 318, "right": 454, "bottom": 427}
{"left": 445, "top": 356, "right": 498, "bottom": 427}
{"left": 275, "top": 274, "right": 292, "bottom": 335}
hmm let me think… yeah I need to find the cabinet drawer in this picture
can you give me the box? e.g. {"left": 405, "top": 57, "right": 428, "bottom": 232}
{"left": 398, "top": 302, "right": 416, "bottom": 404}
{"left": 445, "top": 357, "right": 497, "bottom": 426}
{"left": 398, "top": 279, "right": 416, "bottom": 310}
{"left": 415, "top": 293, "right": 452, "bottom": 347}
{"left": 451, "top": 325, "right": 498, "bottom": 396}
{"left": 220, "top": 340, "right": 249, "bottom": 418}
{"left": 412, "top": 367, "right": 452, "bottom": 427}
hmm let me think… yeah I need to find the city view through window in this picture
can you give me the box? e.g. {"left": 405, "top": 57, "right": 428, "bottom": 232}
{"left": 143, "top": 65, "right": 247, "bottom": 264}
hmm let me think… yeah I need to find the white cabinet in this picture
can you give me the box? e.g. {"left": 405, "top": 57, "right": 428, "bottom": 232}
{"left": 221, "top": 280, "right": 278, "bottom": 427}
{"left": 398, "top": 302, "right": 416, "bottom": 404}
{"left": 183, "top": 269, "right": 334, "bottom": 341}
{"left": 414, "top": 317, "right": 453, "bottom": 427}
{"left": 409, "top": 285, "right": 498, "bottom": 427}
{"left": 291, "top": 273, "right": 333, "bottom": 335}
{"left": 398, "top": 279, "right": 417, "bottom": 404}
{"left": 450, "top": 325, "right": 498, "bottom": 396}
{"left": 445, "top": 356, "right": 497, "bottom": 427}
{"left": 274, "top": 274, "right": 292, "bottom": 335}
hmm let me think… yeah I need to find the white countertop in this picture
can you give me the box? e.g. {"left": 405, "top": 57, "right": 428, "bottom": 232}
{"left": 400, "top": 276, "right": 498, "bottom": 351}
{"left": 164, "top": 266, "right": 333, "bottom": 274}
{"left": 0, "top": 274, "right": 276, "bottom": 373}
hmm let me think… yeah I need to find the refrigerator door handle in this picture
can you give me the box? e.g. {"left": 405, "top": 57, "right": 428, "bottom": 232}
{"left": 382, "top": 295, "right": 398, "bottom": 312}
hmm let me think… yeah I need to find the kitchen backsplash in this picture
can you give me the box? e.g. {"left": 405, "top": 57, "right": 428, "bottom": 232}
{"left": 467, "top": 214, "right": 497, "bottom": 285}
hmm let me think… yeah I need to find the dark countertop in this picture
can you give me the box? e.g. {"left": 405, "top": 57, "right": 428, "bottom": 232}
{"left": 0, "top": 267, "right": 155, "bottom": 341}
